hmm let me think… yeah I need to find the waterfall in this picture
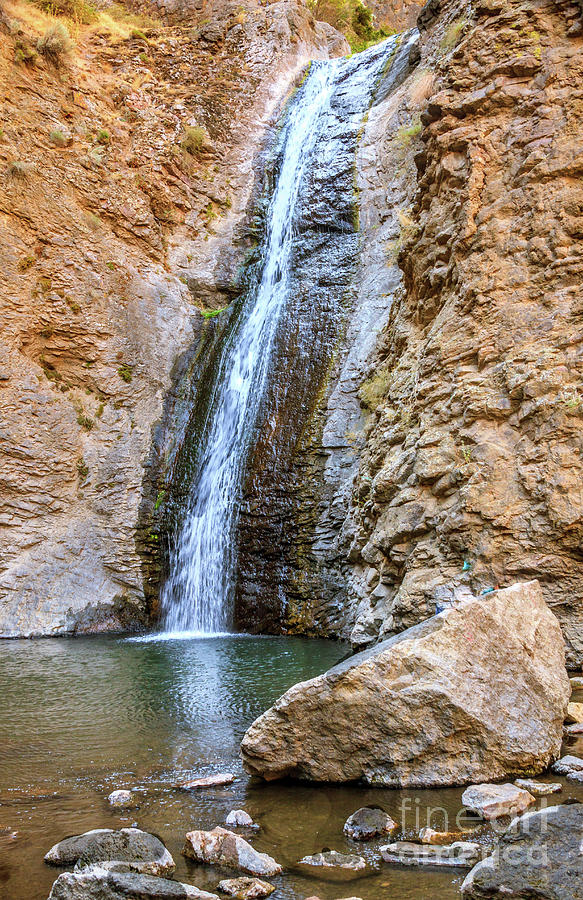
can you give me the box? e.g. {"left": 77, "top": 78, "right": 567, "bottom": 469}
{"left": 160, "top": 38, "right": 399, "bottom": 637}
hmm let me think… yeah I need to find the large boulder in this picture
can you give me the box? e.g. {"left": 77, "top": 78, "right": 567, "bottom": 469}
{"left": 45, "top": 829, "right": 174, "bottom": 876}
{"left": 47, "top": 863, "right": 219, "bottom": 899}
{"left": 241, "top": 582, "right": 569, "bottom": 786}
{"left": 461, "top": 803, "right": 583, "bottom": 899}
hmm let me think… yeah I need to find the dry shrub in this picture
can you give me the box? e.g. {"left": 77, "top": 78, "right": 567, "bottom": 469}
{"left": 37, "top": 22, "right": 73, "bottom": 64}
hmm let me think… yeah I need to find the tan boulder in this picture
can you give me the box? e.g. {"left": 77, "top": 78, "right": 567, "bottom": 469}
{"left": 241, "top": 582, "right": 569, "bottom": 787}
{"left": 565, "top": 702, "right": 583, "bottom": 724}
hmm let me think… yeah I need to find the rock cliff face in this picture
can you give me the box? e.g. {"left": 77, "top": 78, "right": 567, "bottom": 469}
{"left": 0, "top": 0, "right": 344, "bottom": 635}
{"left": 2, "top": 0, "right": 582, "bottom": 657}
{"left": 340, "top": 0, "right": 583, "bottom": 666}
{"left": 254, "top": 0, "right": 583, "bottom": 667}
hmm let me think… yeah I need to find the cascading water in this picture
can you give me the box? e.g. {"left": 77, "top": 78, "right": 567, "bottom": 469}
{"left": 160, "top": 38, "right": 400, "bottom": 637}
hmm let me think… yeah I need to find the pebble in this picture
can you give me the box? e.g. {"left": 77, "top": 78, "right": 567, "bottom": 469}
{"left": 179, "top": 773, "right": 235, "bottom": 790}
{"left": 218, "top": 876, "right": 274, "bottom": 898}
{"left": 108, "top": 790, "right": 137, "bottom": 809}
{"left": 225, "top": 809, "right": 256, "bottom": 827}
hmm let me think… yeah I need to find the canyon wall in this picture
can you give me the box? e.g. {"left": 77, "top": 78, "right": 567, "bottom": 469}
{"left": 0, "top": 0, "right": 345, "bottom": 636}
{"left": 273, "top": 0, "right": 583, "bottom": 667}
{"left": 2, "top": 0, "right": 582, "bottom": 667}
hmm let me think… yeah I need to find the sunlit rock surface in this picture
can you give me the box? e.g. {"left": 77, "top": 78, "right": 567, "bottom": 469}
{"left": 241, "top": 582, "right": 570, "bottom": 785}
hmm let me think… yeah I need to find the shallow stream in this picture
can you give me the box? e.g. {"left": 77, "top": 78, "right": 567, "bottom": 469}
{"left": 1, "top": 635, "right": 581, "bottom": 900}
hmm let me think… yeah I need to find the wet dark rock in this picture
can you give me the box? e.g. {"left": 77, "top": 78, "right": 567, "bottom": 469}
{"left": 234, "top": 38, "right": 405, "bottom": 636}
{"left": 461, "top": 803, "right": 583, "bottom": 899}
{"left": 47, "top": 864, "right": 219, "bottom": 899}
{"left": 296, "top": 851, "right": 367, "bottom": 882}
{"left": 44, "top": 828, "right": 175, "bottom": 876}
{"left": 343, "top": 807, "right": 397, "bottom": 841}
{"left": 381, "top": 841, "right": 482, "bottom": 868}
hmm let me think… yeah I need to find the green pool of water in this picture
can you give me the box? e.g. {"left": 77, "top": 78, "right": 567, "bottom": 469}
{"left": 1, "top": 634, "right": 579, "bottom": 900}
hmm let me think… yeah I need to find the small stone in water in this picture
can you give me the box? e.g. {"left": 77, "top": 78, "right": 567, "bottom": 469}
{"left": 218, "top": 876, "right": 275, "bottom": 898}
{"left": 514, "top": 778, "right": 562, "bottom": 796}
{"left": 419, "top": 826, "right": 476, "bottom": 845}
{"left": 570, "top": 676, "right": 583, "bottom": 690}
{"left": 225, "top": 810, "right": 255, "bottom": 828}
{"left": 381, "top": 840, "right": 482, "bottom": 868}
{"left": 296, "top": 851, "right": 366, "bottom": 882}
{"left": 565, "top": 722, "right": 583, "bottom": 735}
{"left": 551, "top": 754, "right": 583, "bottom": 777}
{"left": 44, "top": 827, "right": 175, "bottom": 876}
{"left": 108, "top": 790, "right": 137, "bottom": 809}
{"left": 343, "top": 807, "right": 397, "bottom": 841}
{"left": 461, "top": 783, "right": 535, "bottom": 820}
{"left": 183, "top": 827, "right": 282, "bottom": 877}
{"left": 566, "top": 701, "right": 583, "bottom": 724}
{"left": 47, "top": 864, "right": 219, "bottom": 899}
{"left": 179, "top": 773, "right": 235, "bottom": 790}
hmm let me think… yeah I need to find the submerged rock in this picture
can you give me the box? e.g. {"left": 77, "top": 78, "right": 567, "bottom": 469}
{"left": 47, "top": 864, "right": 218, "bottom": 899}
{"left": 296, "top": 851, "right": 366, "bottom": 882}
{"left": 381, "top": 841, "right": 482, "bottom": 868}
{"left": 569, "top": 676, "right": 583, "bottom": 689}
{"left": 343, "top": 807, "right": 397, "bottom": 841}
{"left": 514, "top": 778, "right": 562, "bottom": 797}
{"left": 217, "top": 877, "right": 274, "bottom": 898}
{"left": 179, "top": 774, "right": 235, "bottom": 790}
{"left": 419, "top": 827, "right": 478, "bottom": 845}
{"left": 45, "top": 828, "right": 174, "bottom": 876}
{"left": 461, "top": 783, "right": 536, "bottom": 820}
{"left": 241, "top": 583, "right": 569, "bottom": 786}
{"left": 108, "top": 790, "right": 137, "bottom": 809}
{"left": 182, "top": 827, "right": 281, "bottom": 877}
{"left": 225, "top": 810, "right": 256, "bottom": 828}
{"left": 461, "top": 803, "right": 583, "bottom": 899}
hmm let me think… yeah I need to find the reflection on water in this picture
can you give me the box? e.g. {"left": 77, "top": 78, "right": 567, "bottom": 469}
{"left": 1, "top": 636, "right": 580, "bottom": 900}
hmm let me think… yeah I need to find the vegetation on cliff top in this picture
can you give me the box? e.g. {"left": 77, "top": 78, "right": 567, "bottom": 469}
{"left": 308, "top": 0, "right": 394, "bottom": 51}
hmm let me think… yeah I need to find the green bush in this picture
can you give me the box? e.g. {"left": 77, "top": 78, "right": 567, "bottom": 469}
{"left": 50, "top": 129, "right": 68, "bottom": 147}
{"left": 96, "top": 128, "right": 110, "bottom": 145}
{"left": 117, "top": 364, "right": 133, "bottom": 383}
{"left": 307, "top": 0, "right": 391, "bottom": 52}
{"left": 37, "top": 23, "right": 73, "bottom": 65}
{"left": 181, "top": 125, "right": 209, "bottom": 156}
